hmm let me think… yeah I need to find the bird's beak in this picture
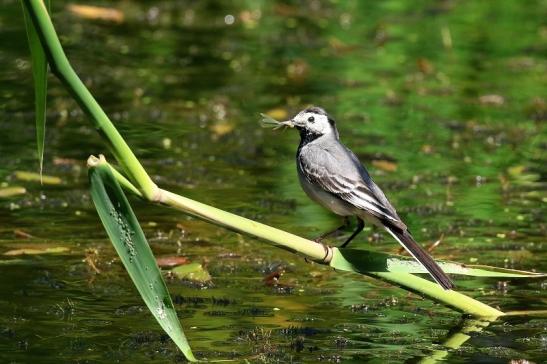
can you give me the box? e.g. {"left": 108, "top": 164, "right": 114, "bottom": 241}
{"left": 280, "top": 119, "right": 295, "bottom": 128}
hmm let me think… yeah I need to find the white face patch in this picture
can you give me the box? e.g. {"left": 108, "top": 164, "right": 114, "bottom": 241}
{"left": 293, "top": 111, "right": 334, "bottom": 136}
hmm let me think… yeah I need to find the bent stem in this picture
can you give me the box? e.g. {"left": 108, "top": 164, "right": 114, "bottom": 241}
{"left": 92, "top": 157, "right": 504, "bottom": 318}
{"left": 371, "top": 271, "right": 502, "bottom": 317}
{"left": 159, "top": 189, "right": 329, "bottom": 261}
{"left": 162, "top": 190, "right": 503, "bottom": 317}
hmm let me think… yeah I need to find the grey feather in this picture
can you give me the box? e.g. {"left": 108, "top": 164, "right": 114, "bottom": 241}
{"left": 298, "top": 139, "right": 405, "bottom": 229}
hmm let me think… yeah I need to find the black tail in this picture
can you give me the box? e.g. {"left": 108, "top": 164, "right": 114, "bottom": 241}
{"left": 385, "top": 227, "right": 454, "bottom": 290}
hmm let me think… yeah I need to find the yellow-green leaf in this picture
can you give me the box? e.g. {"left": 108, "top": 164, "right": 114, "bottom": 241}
{"left": 88, "top": 163, "right": 196, "bottom": 361}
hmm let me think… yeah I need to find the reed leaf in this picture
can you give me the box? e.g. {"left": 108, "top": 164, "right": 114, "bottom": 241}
{"left": 98, "top": 161, "right": 505, "bottom": 317}
{"left": 88, "top": 162, "right": 196, "bottom": 362}
{"left": 21, "top": 0, "right": 49, "bottom": 181}
{"left": 331, "top": 248, "right": 545, "bottom": 277}
{"left": 22, "top": 0, "right": 157, "bottom": 200}
{"left": 330, "top": 247, "right": 542, "bottom": 316}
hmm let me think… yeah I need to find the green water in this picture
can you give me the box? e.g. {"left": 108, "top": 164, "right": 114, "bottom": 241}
{"left": 1, "top": 1, "right": 546, "bottom": 362}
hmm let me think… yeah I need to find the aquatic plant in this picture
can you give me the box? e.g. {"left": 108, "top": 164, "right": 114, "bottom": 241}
{"left": 19, "top": 0, "right": 544, "bottom": 361}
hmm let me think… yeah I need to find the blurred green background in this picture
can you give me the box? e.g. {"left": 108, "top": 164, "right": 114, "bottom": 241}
{"left": 0, "top": 1, "right": 545, "bottom": 362}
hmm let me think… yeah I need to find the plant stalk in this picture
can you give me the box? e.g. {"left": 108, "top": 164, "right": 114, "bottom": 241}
{"left": 23, "top": 0, "right": 157, "bottom": 200}
{"left": 160, "top": 189, "right": 330, "bottom": 261}
{"left": 92, "top": 157, "right": 504, "bottom": 317}
{"left": 371, "top": 271, "right": 502, "bottom": 317}
{"left": 161, "top": 188, "right": 503, "bottom": 317}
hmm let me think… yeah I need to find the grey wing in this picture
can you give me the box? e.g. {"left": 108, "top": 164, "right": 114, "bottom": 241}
{"left": 344, "top": 147, "right": 402, "bottom": 220}
{"left": 298, "top": 143, "right": 406, "bottom": 230}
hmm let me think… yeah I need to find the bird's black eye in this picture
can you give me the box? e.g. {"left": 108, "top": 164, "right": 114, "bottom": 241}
{"left": 308, "top": 116, "right": 315, "bottom": 123}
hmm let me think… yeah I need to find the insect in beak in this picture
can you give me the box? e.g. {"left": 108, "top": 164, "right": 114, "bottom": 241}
{"left": 280, "top": 120, "right": 295, "bottom": 128}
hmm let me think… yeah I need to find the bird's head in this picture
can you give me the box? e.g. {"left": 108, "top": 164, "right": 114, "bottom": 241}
{"left": 281, "top": 106, "right": 339, "bottom": 139}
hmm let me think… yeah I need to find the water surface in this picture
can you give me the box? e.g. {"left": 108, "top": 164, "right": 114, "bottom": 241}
{"left": 0, "top": 1, "right": 545, "bottom": 362}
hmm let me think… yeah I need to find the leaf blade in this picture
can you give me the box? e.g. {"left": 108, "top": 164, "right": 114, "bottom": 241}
{"left": 331, "top": 248, "right": 545, "bottom": 278}
{"left": 88, "top": 164, "right": 196, "bottom": 361}
{"left": 22, "top": 0, "right": 50, "bottom": 181}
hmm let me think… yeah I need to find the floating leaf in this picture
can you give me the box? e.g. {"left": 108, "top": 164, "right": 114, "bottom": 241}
{"left": 0, "top": 186, "right": 27, "bottom": 198}
{"left": 88, "top": 163, "right": 196, "bottom": 361}
{"left": 53, "top": 157, "right": 80, "bottom": 166}
{"left": 328, "top": 37, "right": 359, "bottom": 53}
{"left": 372, "top": 159, "right": 398, "bottom": 172}
{"left": 4, "top": 246, "right": 69, "bottom": 256}
{"left": 479, "top": 94, "right": 505, "bottom": 106}
{"left": 507, "top": 165, "right": 526, "bottom": 177}
{"left": 171, "top": 262, "right": 212, "bottom": 283}
{"left": 156, "top": 256, "right": 190, "bottom": 268}
{"left": 0, "top": 259, "right": 29, "bottom": 265}
{"left": 66, "top": 4, "right": 124, "bottom": 23}
{"left": 22, "top": 0, "right": 50, "bottom": 181}
{"left": 14, "top": 171, "right": 61, "bottom": 185}
{"left": 14, "top": 229, "right": 35, "bottom": 239}
{"left": 331, "top": 248, "right": 546, "bottom": 278}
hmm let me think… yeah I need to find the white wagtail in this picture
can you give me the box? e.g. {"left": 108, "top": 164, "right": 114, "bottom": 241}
{"left": 280, "top": 106, "right": 454, "bottom": 290}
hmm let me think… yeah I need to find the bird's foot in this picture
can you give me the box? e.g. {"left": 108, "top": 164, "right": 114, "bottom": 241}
{"left": 304, "top": 243, "right": 332, "bottom": 265}
{"left": 314, "top": 230, "right": 345, "bottom": 243}
{"left": 339, "top": 240, "right": 350, "bottom": 249}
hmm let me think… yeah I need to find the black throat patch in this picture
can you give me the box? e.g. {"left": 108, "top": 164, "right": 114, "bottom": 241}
{"left": 297, "top": 127, "right": 323, "bottom": 152}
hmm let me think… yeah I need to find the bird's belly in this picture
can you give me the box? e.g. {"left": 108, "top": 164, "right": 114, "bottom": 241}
{"left": 298, "top": 174, "right": 354, "bottom": 216}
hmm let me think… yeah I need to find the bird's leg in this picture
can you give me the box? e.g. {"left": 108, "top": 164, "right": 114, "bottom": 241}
{"left": 314, "top": 216, "right": 350, "bottom": 243}
{"left": 340, "top": 217, "right": 365, "bottom": 248}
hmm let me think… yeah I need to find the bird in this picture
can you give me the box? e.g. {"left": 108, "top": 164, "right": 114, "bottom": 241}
{"left": 280, "top": 106, "right": 454, "bottom": 290}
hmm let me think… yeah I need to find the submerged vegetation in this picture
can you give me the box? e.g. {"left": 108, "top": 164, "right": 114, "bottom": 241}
{"left": 1, "top": 0, "right": 545, "bottom": 362}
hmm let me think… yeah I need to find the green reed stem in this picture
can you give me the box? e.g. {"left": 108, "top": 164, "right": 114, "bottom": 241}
{"left": 22, "top": 0, "right": 157, "bottom": 200}
{"left": 93, "top": 157, "right": 504, "bottom": 318}
{"left": 162, "top": 188, "right": 503, "bottom": 317}
{"left": 372, "top": 271, "right": 502, "bottom": 317}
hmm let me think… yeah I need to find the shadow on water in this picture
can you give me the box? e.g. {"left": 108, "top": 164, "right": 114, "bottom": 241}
{"left": 0, "top": 0, "right": 545, "bottom": 362}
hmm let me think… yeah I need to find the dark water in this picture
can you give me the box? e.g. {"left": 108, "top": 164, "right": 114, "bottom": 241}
{"left": 1, "top": 1, "right": 546, "bottom": 362}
